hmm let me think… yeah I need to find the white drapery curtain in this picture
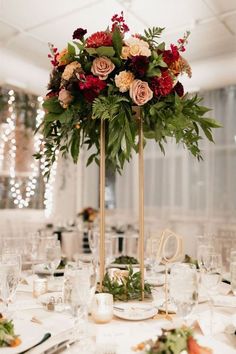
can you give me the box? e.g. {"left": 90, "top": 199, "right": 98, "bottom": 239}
{"left": 115, "top": 85, "right": 236, "bottom": 250}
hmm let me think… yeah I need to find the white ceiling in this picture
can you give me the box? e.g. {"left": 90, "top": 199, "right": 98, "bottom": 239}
{"left": 0, "top": 0, "right": 236, "bottom": 72}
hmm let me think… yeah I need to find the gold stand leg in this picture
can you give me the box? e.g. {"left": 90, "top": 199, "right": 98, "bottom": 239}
{"left": 138, "top": 111, "right": 145, "bottom": 300}
{"left": 99, "top": 119, "right": 105, "bottom": 291}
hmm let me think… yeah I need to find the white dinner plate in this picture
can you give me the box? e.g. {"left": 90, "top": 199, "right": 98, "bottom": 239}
{"left": 196, "top": 335, "right": 236, "bottom": 354}
{"left": 145, "top": 273, "right": 165, "bottom": 286}
{"left": 33, "top": 264, "right": 65, "bottom": 275}
{"left": 113, "top": 303, "right": 157, "bottom": 321}
{"left": 108, "top": 263, "right": 140, "bottom": 269}
{"left": 1, "top": 319, "right": 49, "bottom": 353}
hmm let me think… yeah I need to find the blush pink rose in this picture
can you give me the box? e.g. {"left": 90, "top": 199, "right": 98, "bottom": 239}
{"left": 91, "top": 56, "right": 115, "bottom": 80}
{"left": 58, "top": 88, "right": 73, "bottom": 108}
{"left": 129, "top": 79, "right": 153, "bottom": 106}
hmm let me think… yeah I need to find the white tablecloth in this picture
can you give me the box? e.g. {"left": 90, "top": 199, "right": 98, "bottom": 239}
{"left": 11, "top": 276, "right": 236, "bottom": 354}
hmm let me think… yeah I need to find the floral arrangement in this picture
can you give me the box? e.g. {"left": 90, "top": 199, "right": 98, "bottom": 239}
{"left": 36, "top": 12, "right": 220, "bottom": 176}
{"left": 78, "top": 207, "right": 98, "bottom": 222}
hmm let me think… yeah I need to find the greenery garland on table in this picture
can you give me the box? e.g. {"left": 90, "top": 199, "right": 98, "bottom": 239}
{"left": 35, "top": 12, "right": 221, "bottom": 177}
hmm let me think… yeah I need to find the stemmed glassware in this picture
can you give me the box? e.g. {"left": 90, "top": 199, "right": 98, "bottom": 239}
{"left": 70, "top": 261, "right": 97, "bottom": 342}
{"left": 88, "top": 230, "right": 99, "bottom": 261}
{"left": 169, "top": 263, "right": 198, "bottom": 324}
{"left": 45, "top": 240, "right": 61, "bottom": 280}
{"left": 145, "top": 235, "right": 162, "bottom": 276}
{"left": 200, "top": 252, "right": 222, "bottom": 335}
{"left": 0, "top": 253, "right": 22, "bottom": 315}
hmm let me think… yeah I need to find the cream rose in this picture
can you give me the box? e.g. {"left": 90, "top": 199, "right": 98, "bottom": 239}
{"left": 125, "top": 37, "right": 151, "bottom": 57}
{"left": 58, "top": 88, "right": 73, "bottom": 108}
{"left": 139, "top": 46, "right": 151, "bottom": 57}
{"left": 62, "top": 61, "right": 82, "bottom": 81}
{"left": 115, "top": 71, "right": 134, "bottom": 93}
{"left": 129, "top": 44, "right": 140, "bottom": 56}
{"left": 129, "top": 79, "right": 153, "bottom": 106}
{"left": 91, "top": 56, "right": 115, "bottom": 80}
{"left": 121, "top": 46, "right": 130, "bottom": 59}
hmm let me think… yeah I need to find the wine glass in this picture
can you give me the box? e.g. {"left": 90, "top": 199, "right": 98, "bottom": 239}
{"left": 0, "top": 253, "right": 21, "bottom": 315}
{"left": 88, "top": 230, "right": 98, "bottom": 261}
{"left": 197, "top": 244, "right": 215, "bottom": 271}
{"left": 45, "top": 240, "right": 61, "bottom": 280}
{"left": 145, "top": 235, "right": 162, "bottom": 276}
{"left": 169, "top": 263, "right": 198, "bottom": 324}
{"left": 200, "top": 252, "right": 222, "bottom": 335}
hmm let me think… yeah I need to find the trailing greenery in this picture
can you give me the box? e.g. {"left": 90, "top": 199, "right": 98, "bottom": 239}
{"left": 36, "top": 92, "right": 221, "bottom": 179}
{"left": 102, "top": 266, "right": 152, "bottom": 301}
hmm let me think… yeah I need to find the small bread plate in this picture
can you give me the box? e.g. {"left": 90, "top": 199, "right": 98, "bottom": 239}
{"left": 113, "top": 302, "right": 157, "bottom": 321}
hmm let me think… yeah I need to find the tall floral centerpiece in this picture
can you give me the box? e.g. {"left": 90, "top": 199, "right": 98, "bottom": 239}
{"left": 36, "top": 12, "right": 220, "bottom": 298}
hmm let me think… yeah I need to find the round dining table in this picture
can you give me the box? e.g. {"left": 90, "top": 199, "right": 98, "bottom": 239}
{"left": 6, "top": 272, "right": 236, "bottom": 354}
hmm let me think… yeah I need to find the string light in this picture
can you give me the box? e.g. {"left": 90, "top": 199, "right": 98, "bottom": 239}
{"left": 1, "top": 90, "right": 58, "bottom": 215}
{"left": 42, "top": 150, "right": 58, "bottom": 218}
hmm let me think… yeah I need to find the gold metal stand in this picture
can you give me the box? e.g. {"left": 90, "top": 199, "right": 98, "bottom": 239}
{"left": 99, "top": 119, "right": 105, "bottom": 291}
{"left": 138, "top": 109, "right": 145, "bottom": 300}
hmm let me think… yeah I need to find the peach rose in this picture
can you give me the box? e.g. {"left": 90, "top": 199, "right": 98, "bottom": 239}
{"left": 62, "top": 61, "right": 82, "bottom": 81}
{"left": 91, "top": 56, "right": 115, "bottom": 80}
{"left": 57, "top": 48, "right": 70, "bottom": 66}
{"left": 115, "top": 70, "right": 134, "bottom": 93}
{"left": 58, "top": 88, "right": 73, "bottom": 108}
{"left": 129, "top": 79, "right": 153, "bottom": 106}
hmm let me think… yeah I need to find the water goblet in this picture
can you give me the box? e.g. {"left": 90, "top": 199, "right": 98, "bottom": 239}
{"left": 169, "top": 263, "right": 198, "bottom": 325}
{"left": 70, "top": 261, "right": 97, "bottom": 341}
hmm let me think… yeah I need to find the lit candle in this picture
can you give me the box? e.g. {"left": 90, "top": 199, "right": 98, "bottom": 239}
{"left": 33, "top": 278, "right": 48, "bottom": 298}
{"left": 91, "top": 293, "right": 113, "bottom": 324}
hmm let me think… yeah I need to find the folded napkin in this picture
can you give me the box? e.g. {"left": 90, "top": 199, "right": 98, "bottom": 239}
{"left": 212, "top": 295, "right": 236, "bottom": 307}
{"left": 196, "top": 310, "right": 231, "bottom": 336}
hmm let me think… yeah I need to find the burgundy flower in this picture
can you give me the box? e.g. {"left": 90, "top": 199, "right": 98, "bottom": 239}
{"left": 86, "top": 31, "right": 112, "bottom": 48}
{"left": 111, "top": 11, "right": 129, "bottom": 34}
{"left": 162, "top": 44, "right": 180, "bottom": 66}
{"left": 130, "top": 55, "right": 149, "bottom": 78}
{"left": 72, "top": 28, "right": 87, "bottom": 40}
{"left": 150, "top": 71, "right": 173, "bottom": 97}
{"left": 174, "top": 81, "right": 184, "bottom": 97}
{"left": 78, "top": 74, "right": 106, "bottom": 102}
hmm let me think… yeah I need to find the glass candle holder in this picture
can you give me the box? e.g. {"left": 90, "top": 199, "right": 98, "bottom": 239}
{"left": 91, "top": 293, "right": 113, "bottom": 324}
{"left": 33, "top": 278, "right": 48, "bottom": 298}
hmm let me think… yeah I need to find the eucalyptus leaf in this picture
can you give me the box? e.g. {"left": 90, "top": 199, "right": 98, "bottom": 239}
{"left": 96, "top": 46, "right": 115, "bottom": 57}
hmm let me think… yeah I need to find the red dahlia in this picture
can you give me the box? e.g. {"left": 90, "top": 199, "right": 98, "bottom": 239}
{"left": 78, "top": 74, "right": 106, "bottom": 102}
{"left": 150, "top": 71, "right": 173, "bottom": 97}
{"left": 86, "top": 31, "right": 112, "bottom": 48}
{"left": 162, "top": 44, "right": 180, "bottom": 66}
{"left": 130, "top": 55, "right": 149, "bottom": 78}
